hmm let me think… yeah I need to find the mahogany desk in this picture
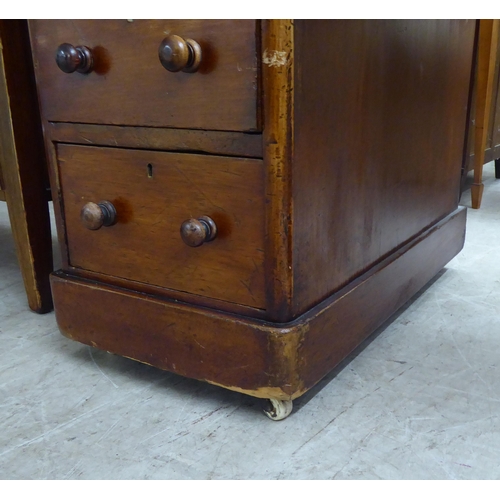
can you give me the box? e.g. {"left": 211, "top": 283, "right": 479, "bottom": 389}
{"left": 28, "top": 20, "right": 474, "bottom": 418}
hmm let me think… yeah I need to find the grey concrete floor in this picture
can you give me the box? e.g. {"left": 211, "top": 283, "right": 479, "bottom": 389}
{"left": 1, "top": 164, "right": 499, "bottom": 480}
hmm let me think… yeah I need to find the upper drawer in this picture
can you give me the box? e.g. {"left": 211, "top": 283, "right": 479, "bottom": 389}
{"left": 28, "top": 20, "right": 260, "bottom": 132}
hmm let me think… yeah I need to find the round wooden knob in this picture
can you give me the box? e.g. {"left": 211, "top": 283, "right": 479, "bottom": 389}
{"left": 80, "top": 201, "right": 117, "bottom": 230}
{"left": 158, "top": 35, "right": 202, "bottom": 73}
{"left": 180, "top": 216, "right": 217, "bottom": 247}
{"left": 56, "top": 43, "right": 94, "bottom": 73}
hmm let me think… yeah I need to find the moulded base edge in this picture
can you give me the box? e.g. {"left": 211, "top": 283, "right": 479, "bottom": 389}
{"left": 50, "top": 207, "right": 467, "bottom": 401}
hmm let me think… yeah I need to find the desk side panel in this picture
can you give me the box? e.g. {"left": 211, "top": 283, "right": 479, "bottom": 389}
{"left": 291, "top": 19, "right": 475, "bottom": 317}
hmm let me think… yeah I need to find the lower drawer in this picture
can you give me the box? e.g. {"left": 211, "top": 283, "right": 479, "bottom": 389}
{"left": 57, "top": 144, "right": 266, "bottom": 309}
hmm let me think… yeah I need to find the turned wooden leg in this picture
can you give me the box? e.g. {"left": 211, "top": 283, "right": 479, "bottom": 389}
{"left": 471, "top": 182, "right": 485, "bottom": 208}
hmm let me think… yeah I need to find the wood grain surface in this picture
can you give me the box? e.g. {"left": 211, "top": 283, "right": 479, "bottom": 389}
{"left": 27, "top": 20, "right": 474, "bottom": 405}
{"left": 57, "top": 144, "right": 266, "bottom": 309}
{"left": 261, "top": 20, "right": 294, "bottom": 321}
{"left": 29, "top": 20, "right": 260, "bottom": 132}
{"left": 0, "top": 20, "right": 53, "bottom": 313}
{"left": 291, "top": 20, "right": 475, "bottom": 317}
{"left": 50, "top": 207, "right": 466, "bottom": 400}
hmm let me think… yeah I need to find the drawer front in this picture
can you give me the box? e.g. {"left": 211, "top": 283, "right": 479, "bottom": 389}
{"left": 57, "top": 145, "right": 266, "bottom": 309}
{"left": 29, "top": 20, "right": 260, "bottom": 132}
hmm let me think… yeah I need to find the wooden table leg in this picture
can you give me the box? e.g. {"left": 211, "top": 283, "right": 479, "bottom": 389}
{"left": 0, "top": 20, "right": 53, "bottom": 313}
{"left": 472, "top": 19, "right": 500, "bottom": 208}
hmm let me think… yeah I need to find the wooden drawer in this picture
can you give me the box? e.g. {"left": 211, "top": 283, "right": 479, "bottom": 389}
{"left": 57, "top": 144, "right": 265, "bottom": 308}
{"left": 29, "top": 20, "right": 260, "bottom": 132}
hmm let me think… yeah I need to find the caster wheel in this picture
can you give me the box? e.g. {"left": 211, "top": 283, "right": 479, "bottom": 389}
{"left": 263, "top": 398, "right": 293, "bottom": 421}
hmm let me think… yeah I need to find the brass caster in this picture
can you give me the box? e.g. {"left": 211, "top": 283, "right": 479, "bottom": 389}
{"left": 263, "top": 398, "right": 293, "bottom": 421}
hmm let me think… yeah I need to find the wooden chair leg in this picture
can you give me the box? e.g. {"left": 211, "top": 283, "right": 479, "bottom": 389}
{"left": 471, "top": 182, "right": 485, "bottom": 208}
{"left": 472, "top": 19, "right": 500, "bottom": 209}
{"left": 0, "top": 21, "right": 53, "bottom": 313}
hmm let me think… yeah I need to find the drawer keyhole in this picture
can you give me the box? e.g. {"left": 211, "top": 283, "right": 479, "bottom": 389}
{"left": 147, "top": 163, "right": 153, "bottom": 178}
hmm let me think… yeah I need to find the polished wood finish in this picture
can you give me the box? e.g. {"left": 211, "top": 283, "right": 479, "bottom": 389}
{"left": 0, "top": 20, "right": 53, "bottom": 313}
{"left": 471, "top": 19, "right": 500, "bottom": 208}
{"left": 298, "top": 208, "right": 466, "bottom": 391}
{"left": 51, "top": 207, "right": 466, "bottom": 400}
{"left": 291, "top": 20, "right": 474, "bottom": 316}
{"left": 180, "top": 216, "right": 217, "bottom": 247}
{"left": 80, "top": 201, "right": 117, "bottom": 230}
{"left": 51, "top": 271, "right": 299, "bottom": 400}
{"left": 29, "top": 20, "right": 260, "bottom": 132}
{"left": 55, "top": 43, "right": 93, "bottom": 73}
{"left": 57, "top": 144, "right": 265, "bottom": 309}
{"left": 158, "top": 35, "right": 202, "bottom": 73}
{"left": 29, "top": 20, "right": 473, "bottom": 405}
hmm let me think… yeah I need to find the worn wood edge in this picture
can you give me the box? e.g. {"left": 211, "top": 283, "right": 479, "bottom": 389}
{"left": 0, "top": 24, "right": 52, "bottom": 313}
{"left": 128, "top": 326, "right": 305, "bottom": 401}
{"left": 50, "top": 271, "right": 306, "bottom": 400}
{"left": 262, "top": 19, "right": 294, "bottom": 322}
{"left": 48, "top": 122, "right": 263, "bottom": 159}
{"left": 200, "top": 381, "right": 299, "bottom": 401}
{"left": 50, "top": 208, "right": 465, "bottom": 401}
